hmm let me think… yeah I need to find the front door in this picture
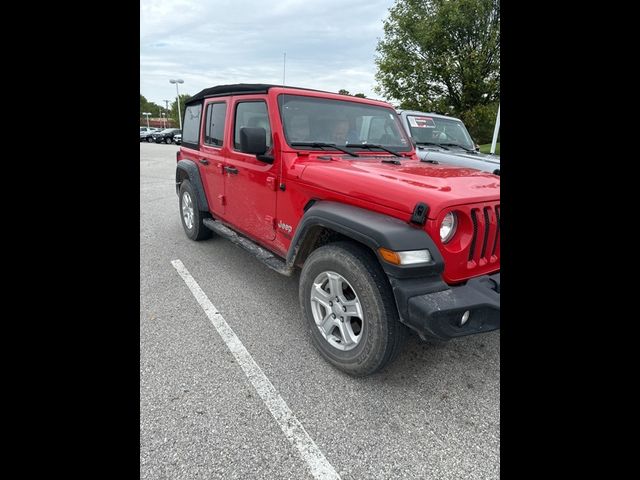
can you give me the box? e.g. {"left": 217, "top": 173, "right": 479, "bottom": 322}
{"left": 224, "top": 97, "right": 278, "bottom": 242}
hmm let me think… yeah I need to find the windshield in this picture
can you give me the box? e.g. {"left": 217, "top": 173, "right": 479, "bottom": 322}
{"left": 406, "top": 115, "right": 474, "bottom": 150}
{"left": 279, "top": 94, "right": 411, "bottom": 152}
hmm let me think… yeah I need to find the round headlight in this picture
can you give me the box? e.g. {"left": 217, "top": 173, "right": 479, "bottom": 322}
{"left": 440, "top": 212, "right": 457, "bottom": 243}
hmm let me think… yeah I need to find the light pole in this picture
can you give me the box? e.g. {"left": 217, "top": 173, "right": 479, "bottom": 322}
{"left": 161, "top": 112, "right": 166, "bottom": 129}
{"left": 169, "top": 79, "right": 184, "bottom": 129}
{"left": 163, "top": 100, "right": 171, "bottom": 126}
{"left": 142, "top": 112, "right": 151, "bottom": 129}
{"left": 490, "top": 104, "right": 500, "bottom": 155}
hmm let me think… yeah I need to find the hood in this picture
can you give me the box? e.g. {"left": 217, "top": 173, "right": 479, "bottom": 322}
{"left": 297, "top": 155, "right": 500, "bottom": 218}
{"left": 416, "top": 147, "right": 500, "bottom": 173}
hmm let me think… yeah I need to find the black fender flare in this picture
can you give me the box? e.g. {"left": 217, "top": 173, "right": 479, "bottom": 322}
{"left": 175, "top": 160, "right": 210, "bottom": 212}
{"left": 287, "top": 201, "right": 444, "bottom": 279}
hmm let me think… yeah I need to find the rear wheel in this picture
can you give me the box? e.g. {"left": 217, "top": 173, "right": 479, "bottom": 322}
{"left": 299, "top": 241, "right": 408, "bottom": 376}
{"left": 179, "top": 180, "right": 212, "bottom": 241}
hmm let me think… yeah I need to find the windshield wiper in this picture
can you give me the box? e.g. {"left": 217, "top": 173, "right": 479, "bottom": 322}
{"left": 290, "top": 142, "right": 359, "bottom": 157}
{"left": 415, "top": 141, "right": 450, "bottom": 151}
{"left": 349, "top": 143, "right": 402, "bottom": 157}
{"left": 439, "top": 143, "right": 475, "bottom": 153}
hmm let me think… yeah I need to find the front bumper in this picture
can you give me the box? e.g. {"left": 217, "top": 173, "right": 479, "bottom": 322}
{"left": 391, "top": 273, "right": 500, "bottom": 341}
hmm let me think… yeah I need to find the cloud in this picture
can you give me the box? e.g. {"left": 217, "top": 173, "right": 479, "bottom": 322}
{"left": 140, "top": 0, "right": 395, "bottom": 105}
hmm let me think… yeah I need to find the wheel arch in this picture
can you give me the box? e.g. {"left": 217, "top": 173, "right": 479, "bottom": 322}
{"left": 287, "top": 201, "right": 444, "bottom": 279}
{"left": 176, "top": 160, "right": 210, "bottom": 212}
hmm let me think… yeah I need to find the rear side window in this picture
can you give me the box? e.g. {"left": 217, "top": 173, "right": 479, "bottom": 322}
{"left": 204, "top": 103, "right": 227, "bottom": 147}
{"left": 182, "top": 104, "right": 202, "bottom": 148}
{"left": 234, "top": 101, "right": 271, "bottom": 150}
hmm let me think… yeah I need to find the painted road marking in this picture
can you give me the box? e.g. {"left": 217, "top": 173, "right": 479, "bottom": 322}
{"left": 171, "top": 259, "right": 341, "bottom": 480}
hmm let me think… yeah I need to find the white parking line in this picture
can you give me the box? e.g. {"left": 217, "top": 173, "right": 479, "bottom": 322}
{"left": 171, "top": 259, "right": 341, "bottom": 480}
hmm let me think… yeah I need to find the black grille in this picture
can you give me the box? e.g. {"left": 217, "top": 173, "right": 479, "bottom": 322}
{"left": 492, "top": 206, "right": 500, "bottom": 256}
{"left": 467, "top": 204, "right": 500, "bottom": 266}
{"left": 480, "top": 207, "right": 491, "bottom": 259}
{"left": 468, "top": 209, "right": 478, "bottom": 261}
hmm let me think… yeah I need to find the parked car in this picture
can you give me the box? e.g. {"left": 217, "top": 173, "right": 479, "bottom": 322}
{"left": 140, "top": 127, "right": 160, "bottom": 142}
{"left": 173, "top": 133, "right": 182, "bottom": 145}
{"left": 152, "top": 128, "right": 181, "bottom": 144}
{"left": 397, "top": 110, "right": 500, "bottom": 175}
{"left": 175, "top": 83, "right": 500, "bottom": 376}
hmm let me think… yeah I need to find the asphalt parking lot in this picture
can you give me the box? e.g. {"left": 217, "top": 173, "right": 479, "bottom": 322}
{"left": 140, "top": 142, "right": 500, "bottom": 479}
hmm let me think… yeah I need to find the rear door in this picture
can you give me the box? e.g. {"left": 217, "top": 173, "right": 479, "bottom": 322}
{"left": 199, "top": 101, "right": 228, "bottom": 216}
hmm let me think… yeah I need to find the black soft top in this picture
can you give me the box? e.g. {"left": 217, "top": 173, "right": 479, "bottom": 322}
{"left": 185, "top": 83, "right": 331, "bottom": 105}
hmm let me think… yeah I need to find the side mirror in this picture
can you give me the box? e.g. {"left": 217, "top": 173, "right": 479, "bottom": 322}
{"left": 239, "top": 127, "right": 274, "bottom": 163}
{"left": 240, "top": 127, "right": 267, "bottom": 155}
{"left": 475, "top": 144, "right": 481, "bottom": 151}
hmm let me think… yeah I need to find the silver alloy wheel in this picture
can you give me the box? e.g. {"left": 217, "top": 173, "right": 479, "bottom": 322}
{"left": 181, "top": 191, "right": 194, "bottom": 229}
{"left": 310, "top": 271, "right": 364, "bottom": 351}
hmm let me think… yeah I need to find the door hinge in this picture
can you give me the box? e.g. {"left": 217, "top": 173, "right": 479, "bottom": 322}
{"left": 265, "top": 215, "right": 276, "bottom": 229}
{"left": 266, "top": 176, "right": 277, "bottom": 191}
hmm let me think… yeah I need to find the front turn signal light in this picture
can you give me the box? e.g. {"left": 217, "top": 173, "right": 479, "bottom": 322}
{"left": 378, "top": 248, "right": 431, "bottom": 266}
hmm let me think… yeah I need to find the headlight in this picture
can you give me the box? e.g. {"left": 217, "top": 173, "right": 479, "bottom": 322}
{"left": 440, "top": 212, "right": 457, "bottom": 243}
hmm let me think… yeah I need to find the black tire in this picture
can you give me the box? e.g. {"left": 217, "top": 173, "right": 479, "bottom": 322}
{"left": 147, "top": 137, "right": 154, "bottom": 143}
{"left": 178, "top": 180, "right": 212, "bottom": 241}
{"left": 166, "top": 137, "right": 172, "bottom": 144}
{"left": 299, "top": 241, "right": 408, "bottom": 376}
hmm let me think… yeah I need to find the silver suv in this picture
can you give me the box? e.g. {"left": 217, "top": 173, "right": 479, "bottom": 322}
{"left": 397, "top": 110, "right": 500, "bottom": 175}
{"left": 140, "top": 127, "right": 160, "bottom": 142}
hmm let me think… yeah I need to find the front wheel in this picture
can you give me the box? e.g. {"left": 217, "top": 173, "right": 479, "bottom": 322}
{"left": 299, "top": 241, "right": 408, "bottom": 376}
{"left": 178, "top": 180, "right": 212, "bottom": 241}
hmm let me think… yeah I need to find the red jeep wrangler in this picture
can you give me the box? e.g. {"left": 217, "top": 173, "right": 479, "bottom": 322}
{"left": 176, "top": 84, "right": 500, "bottom": 376}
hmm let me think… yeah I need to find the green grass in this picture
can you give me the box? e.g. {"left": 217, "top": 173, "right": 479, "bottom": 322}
{"left": 479, "top": 143, "right": 500, "bottom": 155}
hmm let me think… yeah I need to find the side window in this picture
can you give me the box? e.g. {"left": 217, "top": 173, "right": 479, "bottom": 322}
{"left": 234, "top": 101, "right": 271, "bottom": 150}
{"left": 182, "top": 103, "right": 202, "bottom": 146}
{"left": 204, "top": 102, "right": 227, "bottom": 146}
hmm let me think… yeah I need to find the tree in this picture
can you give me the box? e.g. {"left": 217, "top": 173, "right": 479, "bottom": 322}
{"left": 375, "top": 0, "right": 499, "bottom": 141}
{"left": 338, "top": 90, "right": 366, "bottom": 98}
{"left": 169, "top": 94, "right": 193, "bottom": 127}
{"left": 140, "top": 94, "right": 164, "bottom": 121}
{"left": 140, "top": 94, "right": 148, "bottom": 113}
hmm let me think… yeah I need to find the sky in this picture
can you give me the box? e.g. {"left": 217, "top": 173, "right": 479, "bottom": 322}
{"left": 140, "top": 0, "right": 397, "bottom": 108}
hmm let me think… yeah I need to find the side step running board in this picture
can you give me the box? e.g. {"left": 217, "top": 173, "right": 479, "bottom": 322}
{"left": 203, "top": 218, "right": 295, "bottom": 276}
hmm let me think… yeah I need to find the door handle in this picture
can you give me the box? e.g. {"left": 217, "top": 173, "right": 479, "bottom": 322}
{"left": 199, "top": 158, "right": 210, "bottom": 165}
{"left": 224, "top": 166, "right": 239, "bottom": 174}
